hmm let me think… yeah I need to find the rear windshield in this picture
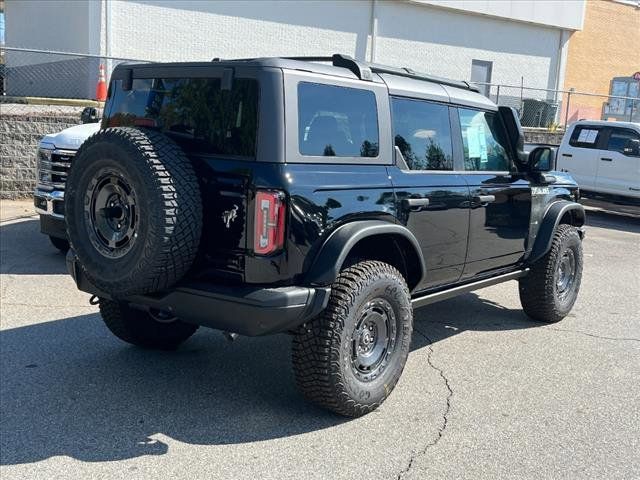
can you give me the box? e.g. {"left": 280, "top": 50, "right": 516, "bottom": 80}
{"left": 298, "top": 82, "right": 379, "bottom": 158}
{"left": 105, "top": 77, "right": 259, "bottom": 157}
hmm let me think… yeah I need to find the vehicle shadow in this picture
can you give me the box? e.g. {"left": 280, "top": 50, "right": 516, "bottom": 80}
{"left": 0, "top": 218, "right": 68, "bottom": 275}
{"left": 0, "top": 293, "right": 537, "bottom": 465}
{"left": 585, "top": 209, "right": 640, "bottom": 234}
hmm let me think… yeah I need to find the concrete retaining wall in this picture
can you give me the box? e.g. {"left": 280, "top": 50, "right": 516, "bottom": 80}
{"left": 523, "top": 129, "right": 564, "bottom": 145}
{"left": 0, "top": 107, "right": 81, "bottom": 199}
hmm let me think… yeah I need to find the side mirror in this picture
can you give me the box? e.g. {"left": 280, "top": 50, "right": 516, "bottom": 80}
{"left": 528, "top": 146, "right": 554, "bottom": 172}
{"left": 498, "top": 106, "right": 524, "bottom": 153}
{"left": 81, "top": 107, "right": 100, "bottom": 124}
{"left": 623, "top": 138, "right": 640, "bottom": 157}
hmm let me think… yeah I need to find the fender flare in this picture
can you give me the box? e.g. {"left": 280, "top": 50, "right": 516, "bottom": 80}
{"left": 527, "top": 200, "right": 585, "bottom": 264}
{"left": 303, "top": 220, "right": 426, "bottom": 289}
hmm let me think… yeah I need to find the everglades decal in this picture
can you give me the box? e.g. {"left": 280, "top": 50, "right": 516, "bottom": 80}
{"left": 532, "top": 186, "right": 550, "bottom": 195}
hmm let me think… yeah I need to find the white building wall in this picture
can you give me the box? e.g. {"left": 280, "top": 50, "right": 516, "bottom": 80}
{"left": 414, "top": 0, "right": 585, "bottom": 31}
{"left": 108, "top": 0, "right": 566, "bottom": 91}
{"left": 4, "top": 0, "right": 102, "bottom": 98}
{"left": 374, "top": 0, "right": 564, "bottom": 90}
{"left": 4, "top": 0, "right": 580, "bottom": 98}
{"left": 108, "top": 0, "right": 373, "bottom": 62}
{"left": 4, "top": 0, "right": 95, "bottom": 54}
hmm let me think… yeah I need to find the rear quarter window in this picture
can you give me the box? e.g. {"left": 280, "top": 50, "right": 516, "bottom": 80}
{"left": 297, "top": 82, "right": 379, "bottom": 158}
{"left": 105, "top": 77, "right": 259, "bottom": 157}
{"left": 569, "top": 126, "right": 602, "bottom": 149}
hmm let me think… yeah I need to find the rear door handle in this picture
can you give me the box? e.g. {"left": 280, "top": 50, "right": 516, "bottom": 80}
{"left": 474, "top": 195, "right": 496, "bottom": 204}
{"left": 402, "top": 198, "right": 430, "bottom": 211}
{"left": 600, "top": 157, "right": 613, "bottom": 162}
{"left": 561, "top": 153, "right": 573, "bottom": 158}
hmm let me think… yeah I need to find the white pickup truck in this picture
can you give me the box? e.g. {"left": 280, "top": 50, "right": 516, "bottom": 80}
{"left": 556, "top": 120, "right": 640, "bottom": 204}
{"left": 34, "top": 121, "right": 101, "bottom": 252}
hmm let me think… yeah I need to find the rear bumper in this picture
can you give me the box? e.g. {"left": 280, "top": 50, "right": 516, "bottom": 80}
{"left": 66, "top": 253, "right": 330, "bottom": 336}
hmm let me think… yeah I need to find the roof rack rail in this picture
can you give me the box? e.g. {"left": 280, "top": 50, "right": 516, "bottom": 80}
{"left": 283, "top": 54, "right": 373, "bottom": 81}
{"left": 368, "top": 62, "right": 479, "bottom": 92}
{"left": 283, "top": 56, "right": 334, "bottom": 62}
{"left": 287, "top": 54, "right": 477, "bottom": 92}
{"left": 209, "top": 54, "right": 478, "bottom": 92}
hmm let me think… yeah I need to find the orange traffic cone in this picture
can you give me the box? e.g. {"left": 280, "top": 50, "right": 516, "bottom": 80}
{"left": 95, "top": 64, "right": 107, "bottom": 101}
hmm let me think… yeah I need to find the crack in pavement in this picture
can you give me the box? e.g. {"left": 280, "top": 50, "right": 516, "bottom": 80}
{"left": 545, "top": 326, "right": 640, "bottom": 343}
{"left": 397, "top": 325, "right": 453, "bottom": 480}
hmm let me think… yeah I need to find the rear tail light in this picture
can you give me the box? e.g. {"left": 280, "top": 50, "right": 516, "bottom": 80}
{"left": 254, "top": 190, "right": 286, "bottom": 255}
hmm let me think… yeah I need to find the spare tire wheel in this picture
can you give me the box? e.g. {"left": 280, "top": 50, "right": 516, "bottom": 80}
{"left": 65, "top": 127, "right": 202, "bottom": 298}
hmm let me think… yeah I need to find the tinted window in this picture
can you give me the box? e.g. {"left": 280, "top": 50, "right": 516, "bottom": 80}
{"left": 569, "top": 126, "right": 602, "bottom": 149}
{"left": 298, "top": 82, "right": 379, "bottom": 157}
{"left": 391, "top": 97, "right": 453, "bottom": 170}
{"left": 607, "top": 128, "right": 640, "bottom": 154}
{"left": 106, "top": 77, "right": 258, "bottom": 157}
{"left": 458, "top": 109, "right": 511, "bottom": 171}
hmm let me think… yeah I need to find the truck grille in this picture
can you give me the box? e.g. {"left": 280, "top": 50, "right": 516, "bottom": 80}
{"left": 37, "top": 149, "right": 75, "bottom": 191}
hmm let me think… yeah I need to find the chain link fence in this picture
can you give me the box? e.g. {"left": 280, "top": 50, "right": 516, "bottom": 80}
{"left": 476, "top": 82, "right": 640, "bottom": 131}
{"left": 2, "top": 46, "right": 638, "bottom": 128}
{"left": 1, "top": 46, "right": 639, "bottom": 198}
{"left": 0, "top": 47, "right": 150, "bottom": 198}
{"left": 1, "top": 46, "right": 149, "bottom": 113}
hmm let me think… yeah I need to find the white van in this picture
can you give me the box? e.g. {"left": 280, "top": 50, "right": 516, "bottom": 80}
{"left": 557, "top": 120, "right": 640, "bottom": 203}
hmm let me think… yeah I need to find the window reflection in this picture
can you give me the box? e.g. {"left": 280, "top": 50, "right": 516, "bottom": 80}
{"left": 391, "top": 98, "right": 453, "bottom": 171}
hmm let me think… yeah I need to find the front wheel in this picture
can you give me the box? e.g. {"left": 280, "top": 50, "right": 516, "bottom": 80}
{"left": 99, "top": 299, "right": 198, "bottom": 350}
{"left": 519, "top": 224, "right": 583, "bottom": 323}
{"left": 49, "top": 236, "right": 69, "bottom": 253}
{"left": 292, "top": 260, "right": 413, "bottom": 417}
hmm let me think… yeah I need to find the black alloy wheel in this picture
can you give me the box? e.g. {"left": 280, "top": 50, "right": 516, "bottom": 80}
{"left": 86, "top": 169, "right": 138, "bottom": 259}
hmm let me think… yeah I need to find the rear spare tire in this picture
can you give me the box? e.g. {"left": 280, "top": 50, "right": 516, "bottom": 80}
{"left": 65, "top": 127, "right": 202, "bottom": 298}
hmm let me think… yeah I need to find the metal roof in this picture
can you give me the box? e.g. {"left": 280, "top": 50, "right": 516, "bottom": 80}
{"left": 113, "top": 54, "right": 495, "bottom": 109}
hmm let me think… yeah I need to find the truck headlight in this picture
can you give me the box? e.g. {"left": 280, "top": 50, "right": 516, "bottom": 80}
{"left": 37, "top": 146, "right": 53, "bottom": 183}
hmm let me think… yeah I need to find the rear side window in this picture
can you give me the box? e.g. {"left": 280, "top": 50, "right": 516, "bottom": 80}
{"left": 569, "top": 126, "right": 601, "bottom": 149}
{"left": 606, "top": 128, "right": 640, "bottom": 154}
{"left": 391, "top": 97, "right": 453, "bottom": 170}
{"left": 458, "top": 109, "right": 511, "bottom": 171}
{"left": 298, "top": 82, "right": 379, "bottom": 157}
{"left": 106, "top": 77, "right": 259, "bottom": 157}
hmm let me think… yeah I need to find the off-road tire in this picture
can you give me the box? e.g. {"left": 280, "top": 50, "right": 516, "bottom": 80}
{"left": 519, "top": 224, "right": 583, "bottom": 323}
{"left": 293, "top": 260, "right": 413, "bottom": 417}
{"left": 65, "top": 127, "right": 202, "bottom": 298}
{"left": 99, "top": 299, "right": 198, "bottom": 350}
{"left": 49, "top": 236, "right": 69, "bottom": 253}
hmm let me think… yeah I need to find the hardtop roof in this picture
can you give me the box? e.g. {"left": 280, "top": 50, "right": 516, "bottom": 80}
{"left": 112, "top": 54, "right": 495, "bottom": 110}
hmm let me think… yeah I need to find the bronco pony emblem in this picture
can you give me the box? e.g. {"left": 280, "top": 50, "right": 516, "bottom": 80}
{"left": 221, "top": 205, "right": 239, "bottom": 228}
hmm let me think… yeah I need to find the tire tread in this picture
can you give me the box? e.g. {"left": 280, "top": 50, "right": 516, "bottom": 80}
{"left": 292, "top": 260, "right": 412, "bottom": 417}
{"left": 65, "top": 127, "right": 202, "bottom": 297}
{"left": 519, "top": 224, "right": 582, "bottom": 323}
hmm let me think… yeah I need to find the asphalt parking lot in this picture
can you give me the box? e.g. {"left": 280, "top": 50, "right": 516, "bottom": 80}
{"left": 1, "top": 205, "right": 638, "bottom": 480}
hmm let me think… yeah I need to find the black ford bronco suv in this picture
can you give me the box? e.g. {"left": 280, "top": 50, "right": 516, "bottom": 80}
{"left": 65, "top": 54, "right": 585, "bottom": 417}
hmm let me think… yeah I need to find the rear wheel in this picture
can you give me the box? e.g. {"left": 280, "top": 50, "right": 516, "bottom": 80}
{"left": 519, "top": 224, "right": 583, "bottom": 323}
{"left": 293, "top": 260, "right": 413, "bottom": 417}
{"left": 49, "top": 236, "right": 69, "bottom": 253}
{"left": 99, "top": 299, "right": 198, "bottom": 350}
